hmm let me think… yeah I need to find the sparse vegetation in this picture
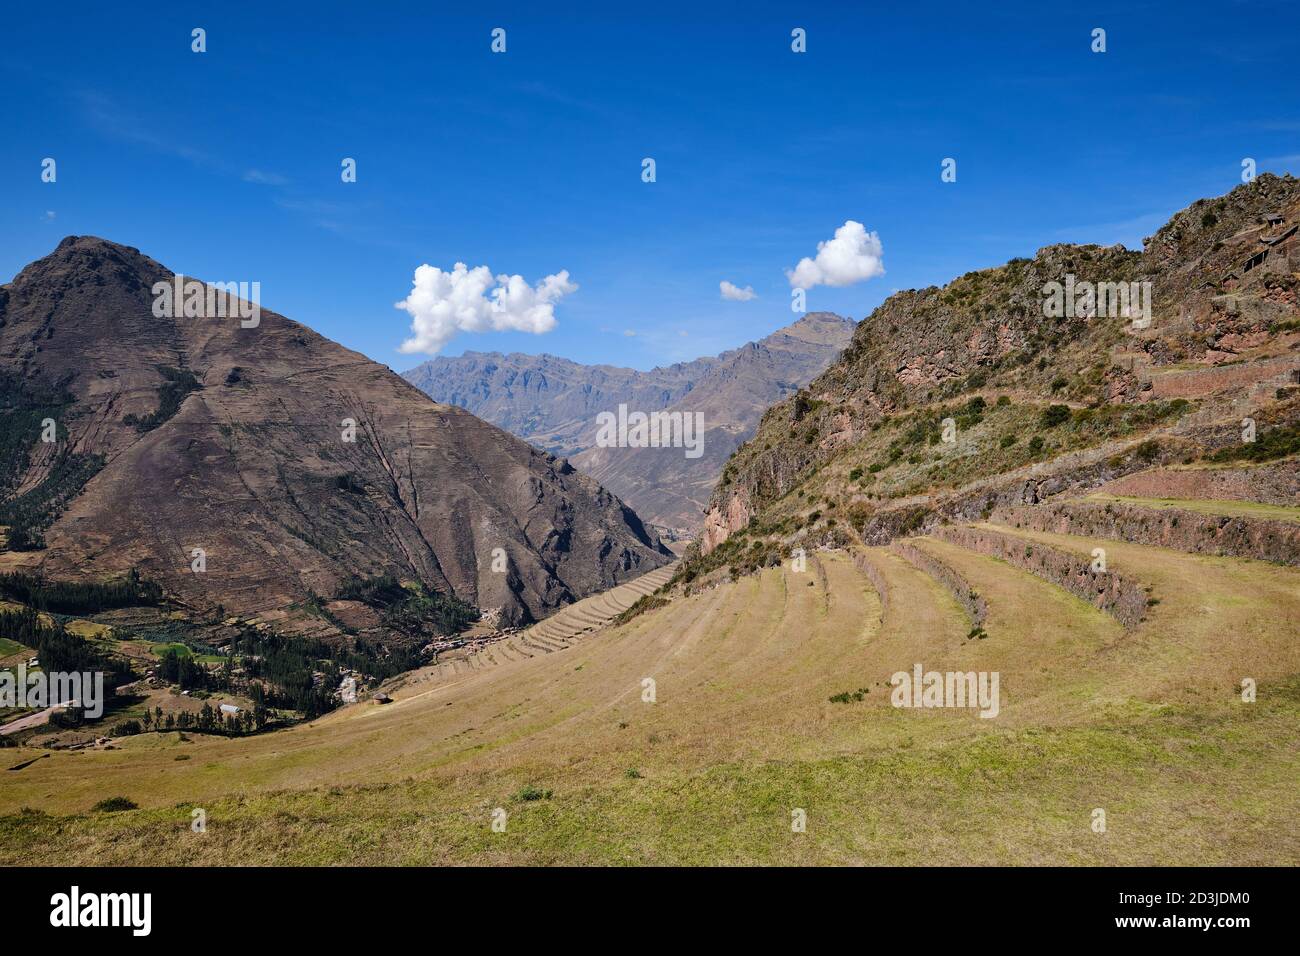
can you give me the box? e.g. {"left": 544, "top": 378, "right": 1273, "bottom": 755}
{"left": 336, "top": 573, "right": 479, "bottom": 637}
{"left": 613, "top": 593, "right": 669, "bottom": 626}
{"left": 828, "top": 687, "right": 869, "bottom": 703}
{"left": 122, "top": 366, "right": 202, "bottom": 433}
{"left": 1205, "top": 424, "right": 1300, "bottom": 464}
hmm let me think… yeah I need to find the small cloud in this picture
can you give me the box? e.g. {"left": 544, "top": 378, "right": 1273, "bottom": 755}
{"left": 787, "top": 220, "right": 885, "bottom": 289}
{"left": 42, "top": 211, "right": 56, "bottom": 222}
{"left": 623, "top": 329, "right": 637, "bottom": 337}
{"left": 678, "top": 330, "right": 689, "bottom": 336}
{"left": 244, "top": 169, "right": 289, "bottom": 186}
{"left": 395, "top": 262, "right": 577, "bottom": 356}
{"left": 720, "top": 280, "right": 757, "bottom": 301}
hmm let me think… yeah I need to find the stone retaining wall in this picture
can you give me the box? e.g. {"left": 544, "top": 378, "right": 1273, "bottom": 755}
{"left": 851, "top": 549, "right": 890, "bottom": 620}
{"left": 934, "top": 525, "right": 1149, "bottom": 627}
{"left": 1096, "top": 463, "right": 1299, "bottom": 507}
{"left": 995, "top": 500, "right": 1300, "bottom": 567}
{"left": 890, "top": 539, "right": 987, "bottom": 625}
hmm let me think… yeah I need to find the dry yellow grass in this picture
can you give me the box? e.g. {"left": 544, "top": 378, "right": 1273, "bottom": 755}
{"left": 2, "top": 536, "right": 1297, "bottom": 866}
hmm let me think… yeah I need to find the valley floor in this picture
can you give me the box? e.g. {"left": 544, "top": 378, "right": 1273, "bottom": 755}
{"left": 2, "top": 528, "right": 1298, "bottom": 865}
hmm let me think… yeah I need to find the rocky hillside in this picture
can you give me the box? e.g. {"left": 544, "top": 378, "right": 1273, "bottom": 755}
{"left": 0, "top": 238, "right": 671, "bottom": 639}
{"left": 693, "top": 174, "right": 1300, "bottom": 564}
{"left": 403, "top": 313, "right": 855, "bottom": 532}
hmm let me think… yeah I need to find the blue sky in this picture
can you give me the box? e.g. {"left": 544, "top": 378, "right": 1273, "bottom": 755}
{"left": 2, "top": 1, "right": 1298, "bottom": 371}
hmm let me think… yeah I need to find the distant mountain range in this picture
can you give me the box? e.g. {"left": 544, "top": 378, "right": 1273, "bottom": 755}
{"left": 402, "top": 313, "right": 856, "bottom": 531}
{"left": 0, "top": 238, "right": 670, "bottom": 637}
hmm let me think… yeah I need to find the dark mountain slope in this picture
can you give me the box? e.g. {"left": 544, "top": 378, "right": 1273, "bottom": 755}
{"left": 0, "top": 237, "right": 670, "bottom": 636}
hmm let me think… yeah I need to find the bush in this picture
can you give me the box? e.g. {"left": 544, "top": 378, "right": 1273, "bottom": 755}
{"left": 1205, "top": 424, "right": 1300, "bottom": 464}
{"left": 92, "top": 796, "right": 138, "bottom": 813}
{"left": 1134, "top": 439, "right": 1160, "bottom": 462}
{"left": 1040, "top": 404, "right": 1071, "bottom": 428}
{"left": 828, "top": 687, "right": 869, "bottom": 704}
{"left": 514, "top": 785, "right": 552, "bottom": 802}
{"left": 1028, "top": 436, "right": 1045, "bottom": 455}
{"left": 999, "top": 435, "right": 1016, "bottom": 449}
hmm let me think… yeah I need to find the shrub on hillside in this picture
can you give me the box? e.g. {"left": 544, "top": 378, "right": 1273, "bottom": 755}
{"left": 1040, "top": 404, "right": 1071, "bottom": 428}
{"left": 92, "top": 796, "right": 138, "bottom": 813}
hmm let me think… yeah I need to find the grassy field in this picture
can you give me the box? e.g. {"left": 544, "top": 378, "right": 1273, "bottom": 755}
{"left": 1, "top": 536, "right": 1297, "bottom": 866}
{"left": 149, "top": 642, "right": 224, "bottom": 663}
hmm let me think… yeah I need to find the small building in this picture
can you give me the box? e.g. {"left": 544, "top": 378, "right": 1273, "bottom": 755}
{"left": 219, "top": 703, "right": 241, "bottom": 716}
{"left": 372, "top": 693, "right": 392, "bottom": 705}
{"left": 1263, "top": 212, "right": 1285, "bottom": 227}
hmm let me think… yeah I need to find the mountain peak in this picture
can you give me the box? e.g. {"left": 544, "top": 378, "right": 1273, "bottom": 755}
{"left": 0, "top": 237, "right": 669, "bottom": 636}
{"left": 403, "top": 312, "right": 855, "bottom": 531}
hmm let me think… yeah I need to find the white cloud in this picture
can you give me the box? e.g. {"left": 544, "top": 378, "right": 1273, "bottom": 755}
{"left": 623, "top": 329, "right": 637, "bottom": 337}
{"left": 396, "top": 262, "right": 577, "bottom": 355}
{"left": 786, "top": 220, "right": 884, "bottom": 288}
{"left": 42, "top": 211, "right": 56, "bottom": 222}
{"left": 720, "top": 280, "right": 757, "bottom": 301}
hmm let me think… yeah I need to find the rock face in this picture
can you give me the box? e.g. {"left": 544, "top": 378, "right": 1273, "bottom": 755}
{"left": 699, "top": 175, "right": 1300, "bottom": 555}
{"left": 402, "top": 313, "right": 855, "bottom": 532}
{"left": 0, "top": 237, "right": 671, "bottom": 635}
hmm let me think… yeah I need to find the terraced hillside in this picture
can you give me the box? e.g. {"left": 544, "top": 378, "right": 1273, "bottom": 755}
{"left": 2, "top": 514, "right": 1297, "bottom": 866}
{"left": 406, "top": 562, "right": 677, "bottom": 678}
{"left": 697, "top": 174, "right": 1300, "bottom": 555}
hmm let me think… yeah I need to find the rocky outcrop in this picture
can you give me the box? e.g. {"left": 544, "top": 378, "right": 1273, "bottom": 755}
{"left": 994, "top": 501, "right": 1300, "bottom": 567}
{"left": 698, "top": 175, "right": 1300, "bottom": 557}
{"left": 934, "top": 525, "right": 1149, "bottom": 627}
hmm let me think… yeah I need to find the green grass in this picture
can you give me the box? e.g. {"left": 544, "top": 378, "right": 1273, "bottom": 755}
{"left": 149, "top": 642, "right": 224, "bottom": 664}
